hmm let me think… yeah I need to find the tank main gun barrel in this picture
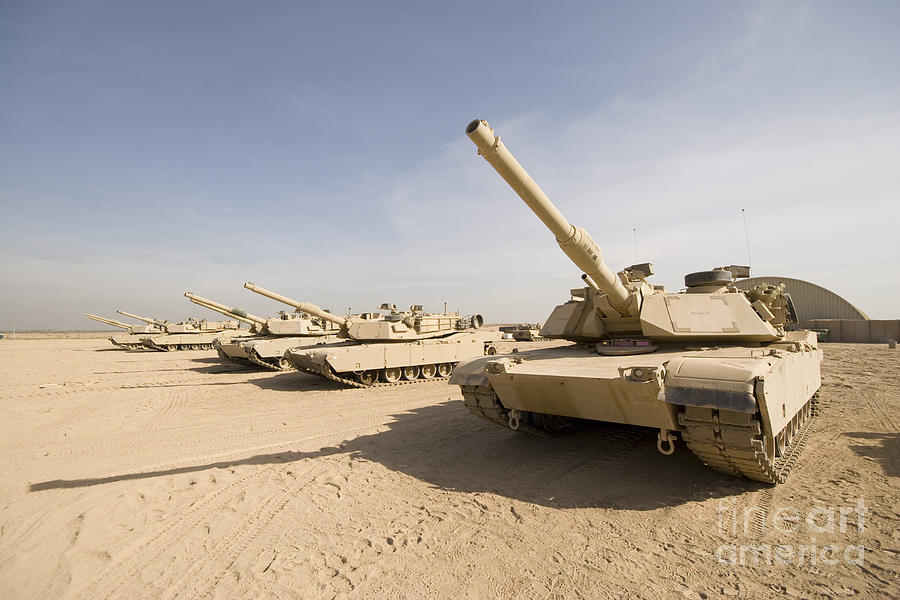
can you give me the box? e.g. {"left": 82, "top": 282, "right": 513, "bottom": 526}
{"left": 185, "top": 296, "right": 257, "bottom": 327}
{"left": 85, "top": 314, "right": 132, "bottom": 330}
{"left": 243, "top": 282, "right": 349, "bottom": 328}
{"left": 116, "top": 310, "right": 166, "bottom": 327}
{"left": 465, "top": 119, "right": 632, "bottom": 313}
{"left": 184, "top": 292, "right": 266, "bottom": 326}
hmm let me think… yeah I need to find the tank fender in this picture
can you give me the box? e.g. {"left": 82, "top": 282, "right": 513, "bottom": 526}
{"left": 662, "top": 356, "right": 774, "bottom": 413}
{"left": 448, "top": 355, "right": 497, "bottom": 387}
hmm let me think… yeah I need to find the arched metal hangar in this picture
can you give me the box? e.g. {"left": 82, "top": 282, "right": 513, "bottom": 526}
{"left": 733, "top": 276, "right": 868, "bottom": 321}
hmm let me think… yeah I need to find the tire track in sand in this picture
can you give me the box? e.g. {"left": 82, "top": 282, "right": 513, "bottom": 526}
{"left": 70, "top": 463, "right": 287, "bottom": 600}
{"left": 69, "top": 421, "right": 379, "bottom": 599}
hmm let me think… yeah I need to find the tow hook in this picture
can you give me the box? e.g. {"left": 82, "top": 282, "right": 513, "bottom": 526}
{"left": 657, "top": 429, "right": 676, "bottom": 455}
{"left": 508, "top": 409, "right": 522, "bottom": 431}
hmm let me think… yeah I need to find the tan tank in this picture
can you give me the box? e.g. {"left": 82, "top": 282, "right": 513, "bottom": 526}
{"left": 243, "top": 282, "right": 500, "bottom": 387}
{"left": 449, "top": 119, "right": 823, "bottom": 484}
{"left": 85, "top": 313, "right": 163, "bottom": 350}
{"left": 116, "top": 310, "right": 245, "bottom": 351}
{"left": 500, "top": 324, "right": 546, "bottom": 342}
{"left": 185, "top": 291, "right": 340, "bottom": 370}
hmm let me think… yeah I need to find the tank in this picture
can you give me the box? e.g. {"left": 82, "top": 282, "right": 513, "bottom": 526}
{"left": 185, "top": 291, "right": 341, "bottom": 370}
{"left": 117, "top": 310, "right": 245, "bottom": 352}
{"left": 448, "top": 119, "right": 823, "bottom": 484}
{"left": 85, "top": 313, "right": 163, "bottom": 350}
{"left": 244, "top": 282, "right": 500, "bottom": 387}
{"left": 499, "top": 323, "right": 546, "bottom": 342}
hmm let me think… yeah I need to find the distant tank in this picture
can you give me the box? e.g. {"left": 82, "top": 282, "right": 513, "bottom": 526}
{"left": 500, "top": 324, "right": 547, "bottom": 342}
{"left": 244, "top": 282, "right": 500, "bottom": 387}
{"left": 116, "top": 310, "right": 245, "bottom": 351}
{"left": 85, "top": 313, "right": 163, "bottom": 350}
{"left": 185, "top": 291, "right": 341, "bottom": 370}
{"left": 449, "top": 119, "right": 823, "bottom": 484}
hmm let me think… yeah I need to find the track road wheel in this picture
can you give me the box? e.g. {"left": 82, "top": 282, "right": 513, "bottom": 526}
{"left": 383, "top": 367, "right": 402, "bottom": 383}
{"left": 775, "top": 429, "right": 788, "bottom": 458}
{"left": 437, "top": 363, "right": 453, "bottom": 377}
{"left": 421, "top": 364, "right": 437, "bottom": 379}
{"left": 402, "top": 365, "right": 420, "bottom": 380}
{"left": 786, "top": 418, "right": 797, "bottom": 447}
{"left": 357, "top": 370, "right": 378, "bottom": 385}
{"left": 278, "top": 357, "right": 291, "bottom": 370}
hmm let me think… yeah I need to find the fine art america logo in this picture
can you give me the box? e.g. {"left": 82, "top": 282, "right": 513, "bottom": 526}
{"left": 716, "top": 498, "right": 867, "bottom": 566}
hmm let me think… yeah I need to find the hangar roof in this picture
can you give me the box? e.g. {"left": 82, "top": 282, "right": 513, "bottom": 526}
{"left": 733, "top": 276, "right": 868, "bottom": 321}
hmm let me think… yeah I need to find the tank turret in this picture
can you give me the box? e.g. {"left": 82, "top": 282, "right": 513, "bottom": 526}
{"left": 116, "top": 307, "right": 240, "bottom": 339}
{"left": 466, "top": 119, "right": 787, "bottom": 344}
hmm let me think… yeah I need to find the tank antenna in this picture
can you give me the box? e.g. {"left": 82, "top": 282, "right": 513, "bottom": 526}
{"left": 741, "top": 208, "right": 752, "bottom": 271}
{"left": 633, "top": 228, "right": 638, "bottom": 263}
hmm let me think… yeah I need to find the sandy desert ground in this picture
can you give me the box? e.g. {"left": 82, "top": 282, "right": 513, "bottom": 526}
{"left": 0, "top": 336, "right": 897, "bottom": 599}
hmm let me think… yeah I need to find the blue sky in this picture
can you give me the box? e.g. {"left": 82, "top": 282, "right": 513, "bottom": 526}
{"left": 1, "top": 1, "right": 898, "bottom": 329}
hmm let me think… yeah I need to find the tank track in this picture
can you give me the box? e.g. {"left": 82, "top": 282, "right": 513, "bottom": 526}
{"left": 112, "top": 343, "right": 146, "bottom": 351}
{"left": 459, "top": 383, "right": 563, "bottom": 437}
{"left": 246, "top": 350, "right": 289, "bottom": 372}
{"left": 214, "top": 349, "right": 257, "bottom": 369}
{"left": 150, "top": 342, "right": 215, "bottom": 351}
{"left": 679, "top": 394, "right": 820, "bottom": 484}
{"left": 461, "top": 381, "right": 822, "bottom": 483}
{"left": 308, "top": 365, "right": 455, "bottom": 389}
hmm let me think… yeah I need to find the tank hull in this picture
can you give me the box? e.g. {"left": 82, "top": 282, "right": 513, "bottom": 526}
{"left": 215, "top": 336, "right": 251, "bottom": 359}
{"left": 142, "top": 329, "right": 246, "bottom": 352}
{"left": 285, "top": 331, "right": 500, "bottom": 387}
{"left": 211, "top": 336, "right": 255, "bottom": 367}
{"left": 209, "top": 335, "right": 342, "bottom": 370}
{"left": 243, "top": 335, "right": 339, "bottom": 370}
{"left": 450, "top": 331, "right": 822, "bottom": 483}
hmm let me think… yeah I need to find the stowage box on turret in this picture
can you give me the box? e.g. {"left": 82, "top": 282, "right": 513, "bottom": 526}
{"left": 448, "top": 119, "right": 823, "bottom": 484}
